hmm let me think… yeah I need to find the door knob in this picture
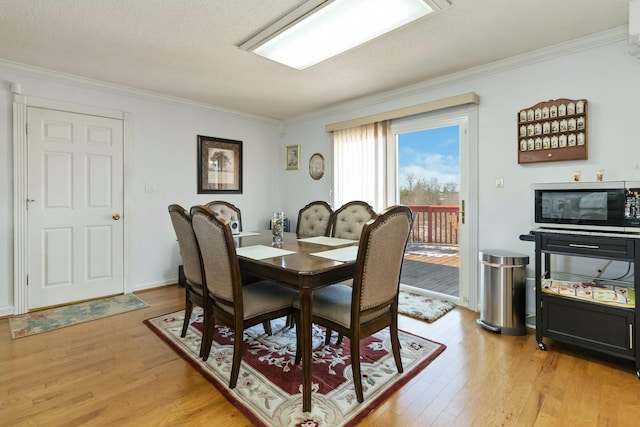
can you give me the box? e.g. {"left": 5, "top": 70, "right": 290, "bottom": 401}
{"left": 112, "top": 213, "right": 121, "bottom": 220}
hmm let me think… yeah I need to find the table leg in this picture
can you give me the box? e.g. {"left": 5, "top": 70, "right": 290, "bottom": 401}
{"left": 300, "top": 287, "right": 312, "bottom": 412}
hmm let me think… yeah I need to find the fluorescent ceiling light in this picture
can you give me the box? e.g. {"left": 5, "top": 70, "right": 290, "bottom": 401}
{"left": 239, "top": 0, "right": 450, "bottom": 70}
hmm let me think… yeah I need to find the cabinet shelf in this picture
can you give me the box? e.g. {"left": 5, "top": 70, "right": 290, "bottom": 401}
{"left": 534, "top": 230, "right": 640, "bottom": 377}
{"left": 546, "top": 271, "right": 634, "bottom": 288}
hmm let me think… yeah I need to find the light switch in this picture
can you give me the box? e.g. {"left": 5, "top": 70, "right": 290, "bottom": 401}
{"left": 145, "top": 183, "right": 155, "bottom": 193}
{"left": 495, "top": 176, "right": 504, "bottom": 188}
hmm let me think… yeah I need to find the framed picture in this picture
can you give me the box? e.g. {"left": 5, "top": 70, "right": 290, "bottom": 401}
{"left": 197, "top": 135, "right": 242, "bottom": 194}
{"left": 286, "top": 145, "right": 300, "bottom": 170}
{"left": 309, "top": 153, "right": 325, "bottom": 180}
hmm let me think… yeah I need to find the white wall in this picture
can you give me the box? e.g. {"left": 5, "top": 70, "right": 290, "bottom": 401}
{"left": 2, "top": 29, "right": 639, "bottom": 317}
{"left": 281, "top": 29, "right": 640, "bottom": 315}
{"left": 0, "top": 64, "right": 283, "bottom": 315}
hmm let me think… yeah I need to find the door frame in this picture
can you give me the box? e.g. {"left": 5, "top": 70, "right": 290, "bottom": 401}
{"left": 387, "top": 104, "right": 479, "bottom": 310}
{"left": 13, "top": 92, "right": 133, "bottom": 314}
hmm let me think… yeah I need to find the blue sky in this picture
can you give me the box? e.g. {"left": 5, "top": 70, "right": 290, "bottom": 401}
{"left": 398, "top": 125, "right": 460, "bottom": 190}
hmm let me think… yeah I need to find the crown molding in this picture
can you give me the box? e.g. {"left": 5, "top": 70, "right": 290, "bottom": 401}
{"left": 0, "top": 58, "right": 280, "bottom": 124}
{"left": 288, "top": 26, "right": 628, "bottom": 124}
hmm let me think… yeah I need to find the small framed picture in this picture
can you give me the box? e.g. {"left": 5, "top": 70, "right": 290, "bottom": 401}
{"left": 286, "top": 145, "right": 300, "bottom": 170}
{"left": 197, "top": 135, "right": 242, "bottom": 194}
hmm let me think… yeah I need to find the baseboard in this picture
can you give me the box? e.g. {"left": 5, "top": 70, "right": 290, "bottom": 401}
{"left": 0, "top": 305, "right": 15, "bottom": 317}
{"left": 132, "top": 278, "right": 178, "bottom": 292}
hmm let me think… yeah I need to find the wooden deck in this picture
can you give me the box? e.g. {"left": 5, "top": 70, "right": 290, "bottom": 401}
{"left": 401, "top": 244, "right": 459, "bottom": 297}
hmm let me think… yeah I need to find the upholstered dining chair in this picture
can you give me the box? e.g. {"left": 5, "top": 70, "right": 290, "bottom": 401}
{"left": 296, "top": 201, "right": 333, "bottom": 237}
{"left": 205, "top": 200, "right": 242, "bottom": 231}
{"left": 190, "top": 205, "right": 297, "bottom": 389}
{"left": 325, "top": 200, "right": 378, "bottom": 344}
{"left": 293, "top": 205, "right": 413, "bottom": 403}
{"left": 168, "top": 204, "right": 206, "bottom": 351}
{"left": 330, "top": 200, "right": 377, "bottom": 240}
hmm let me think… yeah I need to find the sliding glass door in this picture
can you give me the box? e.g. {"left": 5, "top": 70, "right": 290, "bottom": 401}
{"left": 388, "top": 106, "right": 477, "bottom": 308}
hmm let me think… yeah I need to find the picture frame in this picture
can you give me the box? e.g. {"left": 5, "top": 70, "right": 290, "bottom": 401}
{"left": 309, "top": 153, "right": 325, "bottom": 180}
{"left": 197, "top": 135, "right": 242, "bottom": 194}
{"left": 286, "top": 145, "right": 300, "bottom": 170}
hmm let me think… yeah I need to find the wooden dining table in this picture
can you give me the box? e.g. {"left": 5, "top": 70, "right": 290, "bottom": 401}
{"left": 234, "top": 230, "right": 358, "bottom": 412}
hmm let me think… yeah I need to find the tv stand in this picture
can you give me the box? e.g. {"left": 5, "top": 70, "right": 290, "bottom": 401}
{"left": 534, "top": 229, "right": 640, "bottom": 378}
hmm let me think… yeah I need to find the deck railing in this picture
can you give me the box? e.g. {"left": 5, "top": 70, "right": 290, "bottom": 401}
{"left": 408, "top": 205, "right": 460, "bottom": 245}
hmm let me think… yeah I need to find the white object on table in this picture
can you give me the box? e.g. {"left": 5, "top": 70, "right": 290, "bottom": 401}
{"left": 310, "top": 246, "right": 359, "bottom": 262}
{"left": 298, "top": 236, "right": 358, "bottom": 246}
{"left": 236, "top": 245, "right": 296, "bottom": 260}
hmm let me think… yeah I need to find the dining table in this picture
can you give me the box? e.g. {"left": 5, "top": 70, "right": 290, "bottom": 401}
{"left": 233, "top": 230, "right": 359, "bottom": 412}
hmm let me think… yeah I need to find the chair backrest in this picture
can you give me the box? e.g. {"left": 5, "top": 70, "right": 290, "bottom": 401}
{"left": 190, "top": 205, "right": 243, "bottom": 311}
{"left": 168, "top": 204, "right": 203, "bottom": 288}
{"left": 205, "top": 201, "right": 242, "bottom": 231}
{"left": 296, "top": 201, "right": 333, "bottom": 237}
{"left": 331, "top": 201, "right": 377, "bottom": 240}
{"left": 352, "top": 205, "right": 412, "bottom": 313}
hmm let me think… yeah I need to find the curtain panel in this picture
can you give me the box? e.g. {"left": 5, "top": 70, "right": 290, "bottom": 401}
{"left": 333, "top": 121, "right": 389, "bottom": 212}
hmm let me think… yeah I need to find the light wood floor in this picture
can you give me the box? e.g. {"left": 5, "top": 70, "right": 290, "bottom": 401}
{"left": 2, "top": 285, "right": 640, "bottom": 426}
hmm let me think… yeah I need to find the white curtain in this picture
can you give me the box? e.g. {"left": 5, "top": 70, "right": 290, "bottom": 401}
{"left": 333, "top": 121, "right": 389, "bottom": 211}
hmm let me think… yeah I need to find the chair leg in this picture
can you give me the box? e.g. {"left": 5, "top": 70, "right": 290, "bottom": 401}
{"left": 263, "top": 321, "right": 272, "bottom": 336}
{"left": 229, "top": 326, "right": 244, "bottom": 389}
{"left": 324, "top": 328, "right": 333, "bottom": 345}
{"left": 181, "top": 292, "right": 193, "bottom": 338}
{"left": 324, "top": 328, "right": 344, "bottom": 346}
{"left": 285, "top": 314, "right": 295, "bottom": 328}
{"left": 350, "top": 335, "right": 364, "bottom": 403}
{"left": 390, "top": 315, "right": 404, "bottom": 374}
{"left": 201, "top": 301, "right": 214, "bottom": 360}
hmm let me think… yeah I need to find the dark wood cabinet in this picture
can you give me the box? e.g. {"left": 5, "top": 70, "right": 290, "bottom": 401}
{"left": 534, "top": 230, "right": 640, "bottom": 377}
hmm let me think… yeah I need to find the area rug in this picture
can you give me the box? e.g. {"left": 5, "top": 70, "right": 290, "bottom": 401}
{"left": 144, "top": 308, "right": 445, "bottom": 427}
{"left": 9, "top": 294, "right": 149, "bottom": 338}
{"left": 398, "top": 291, "right": 455, "bottom": 323}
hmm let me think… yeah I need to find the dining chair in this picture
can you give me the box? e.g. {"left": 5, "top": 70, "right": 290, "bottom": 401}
{"left": 296, "top": 201, "right": 333, "bottom": 237}
{"left": 190, "top": 205, "right": 297, "bottom": 389}
{"left": 330, "top": 200, "right": 377, "bottom": 240}
{"left": 325, "top": 200, "right": 378, "bottom": 343}
{"left": 168, "top": 204, "right": 206, "bottom": 351}
{"left": 205, "top": 200, "right": 242, "bottom": 232}
{"left": 293, "top": 205, "right": 413, "bottom": 403}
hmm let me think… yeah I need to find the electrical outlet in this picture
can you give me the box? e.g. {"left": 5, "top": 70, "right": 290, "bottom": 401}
{"left": 144, "top": 183, "right": 155, "bottom": 193}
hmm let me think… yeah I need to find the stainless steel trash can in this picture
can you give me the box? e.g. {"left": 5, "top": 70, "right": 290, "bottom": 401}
{"left": 477, "top": 250, "right": 529, "bottom": 336}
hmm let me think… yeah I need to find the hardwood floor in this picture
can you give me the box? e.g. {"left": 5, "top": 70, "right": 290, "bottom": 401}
{"left": 2, "top": 285, "right": 640, "bottom": 426}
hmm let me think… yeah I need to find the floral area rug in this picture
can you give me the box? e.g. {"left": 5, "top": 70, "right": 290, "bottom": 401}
{"left": 398, "top": 291, "right": 455, "bottom": 323}
{"left": 144, "top": 308, "right": 445, "bottom": 427}
{"left": 9, "top": 294, "right": 149, "bottom": 338}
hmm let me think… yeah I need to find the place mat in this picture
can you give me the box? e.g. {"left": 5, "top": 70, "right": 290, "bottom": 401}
{"left": 310, "top": 246, "right": 359, "bottom": 262}
{"left": 234, "top": 231, "right": 261, "bottom": 237}
{"left": 236, "top": 245, "right": 296, "bottom": 260}
{"left": 298, "top": 236, "right": 358, "bottom": 246}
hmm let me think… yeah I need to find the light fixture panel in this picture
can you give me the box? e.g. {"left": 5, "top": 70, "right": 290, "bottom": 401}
{"left": 240, "top": 0, "right": 450, "bottom": 70}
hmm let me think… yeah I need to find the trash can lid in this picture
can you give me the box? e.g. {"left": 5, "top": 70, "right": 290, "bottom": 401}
{"left": 479, "top": 250, "right": 529, "bottom": 265}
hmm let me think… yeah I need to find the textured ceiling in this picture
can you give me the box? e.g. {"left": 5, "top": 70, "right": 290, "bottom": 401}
{"left": 0, "top": 0, "right": 630, "bottom": 120}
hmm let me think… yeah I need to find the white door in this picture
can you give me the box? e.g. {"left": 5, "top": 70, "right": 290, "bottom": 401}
{"left": 27, "top": 107, "right": 124, "bottom": 309}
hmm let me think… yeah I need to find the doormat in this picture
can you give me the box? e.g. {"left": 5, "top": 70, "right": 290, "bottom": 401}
{"left": 144, "top": 308, "right": 446, "bottom": 427}
{"left": 398, "top": 291, "right": 455, "bottom": 323}
{"left": 8, "top": 294, "right": 149, "bottom": 338}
